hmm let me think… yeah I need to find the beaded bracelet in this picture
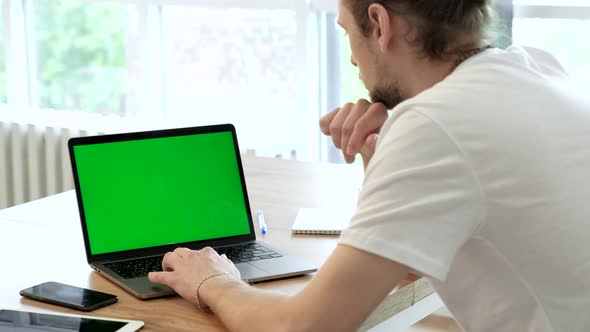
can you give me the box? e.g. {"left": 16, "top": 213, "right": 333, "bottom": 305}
{"left": 195, "top": 272, "right": 229, "bottom": 312}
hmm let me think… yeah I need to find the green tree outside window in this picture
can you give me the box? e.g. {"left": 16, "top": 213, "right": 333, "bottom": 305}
{"left": 34, "top": 0, "right": 128, "bottom": 115}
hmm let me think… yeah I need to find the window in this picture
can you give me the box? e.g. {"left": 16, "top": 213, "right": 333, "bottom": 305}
{"left": 0, "top": 6, "right": 6, "bottom": 104}
{"left": 33, "top": 0, "right": 139, "bottom": 116}
{"left": 513, "top": 1, "right": 590, "bottom": 82}
{"left": 162, "top": 6, "right": 301, "bottom": 158}
{"left": 2, "top": 0, "right": 587, "bottom": 161}
{"left": 340, "top": 31, "right": 369, "bottom": 104}
{"left": 2, "top": 0, "right": 318, "bottom": 160}
{"left": 513, "top": 18, "right": 590, "bottom": 81}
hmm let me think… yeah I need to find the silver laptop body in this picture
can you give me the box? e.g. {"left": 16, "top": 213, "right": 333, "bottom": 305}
{"left": 68, "top": 124, "right": 317, "bottom": 299}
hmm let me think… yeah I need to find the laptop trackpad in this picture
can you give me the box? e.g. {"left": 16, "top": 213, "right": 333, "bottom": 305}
{"left": 236, "top": 262, "right": 267, "bottom": 281}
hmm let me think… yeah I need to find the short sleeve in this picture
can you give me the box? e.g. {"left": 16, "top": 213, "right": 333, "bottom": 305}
{"left": 339, "top": 110, "right": 484, "bottom": 282}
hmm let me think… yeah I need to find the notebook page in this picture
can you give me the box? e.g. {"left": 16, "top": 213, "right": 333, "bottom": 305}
{"left": 291, "top": 207, "right": 355, "bottom": 235}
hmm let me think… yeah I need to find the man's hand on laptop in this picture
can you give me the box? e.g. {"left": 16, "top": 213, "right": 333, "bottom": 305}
{"left": 148, "top": 247, "right": 240, "bottom": 307}
{"left": 319, "top": 99, "right": 388, "bottom": 169}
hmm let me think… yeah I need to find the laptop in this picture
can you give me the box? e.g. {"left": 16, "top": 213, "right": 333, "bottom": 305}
{"left": 68, "top": 124, "right": 317, "bottom": 299}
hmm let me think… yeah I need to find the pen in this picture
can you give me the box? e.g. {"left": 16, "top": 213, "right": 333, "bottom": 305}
{"left": 257, "top": 210, "right": 268, "bottom": 235}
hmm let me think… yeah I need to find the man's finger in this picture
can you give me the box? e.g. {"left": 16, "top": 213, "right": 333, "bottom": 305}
{"left": 346, "top": 103, "right": 388, "bottom": 155}
{"left": 319, "top": 108, "right": 340, "bottom": 135}
{"left": 341, "top": 99, "right": 370, "bottom": 162}
{"left": 148, "top": 271, "right": 171, "bottom": 285}
{"left": 200, "top": 246, "right": 216, "bottom": 256}
{"left": 329, "top": 103, "right": 353, "bottom": 149}
{"left": 162, "top": 251, "right": 181, "bottom": 271}
{"left": 173, "top": 247, "right": 192, "bottom": 257}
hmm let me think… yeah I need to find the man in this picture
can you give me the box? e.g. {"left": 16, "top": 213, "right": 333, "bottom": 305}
{"left": 149, "top": 0, "right": 590, "bottom": 331}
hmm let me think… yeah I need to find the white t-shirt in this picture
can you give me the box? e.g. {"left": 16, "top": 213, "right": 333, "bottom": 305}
{"left": 339, "top": 46, "right": 590, "bottom": 332}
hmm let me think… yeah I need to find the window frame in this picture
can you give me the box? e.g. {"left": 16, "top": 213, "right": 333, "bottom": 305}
{"left": 514, "top": 1, "right": 590, "bottom": 18}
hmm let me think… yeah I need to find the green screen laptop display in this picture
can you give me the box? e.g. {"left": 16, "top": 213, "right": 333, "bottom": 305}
{"left": 72, "top": 131, "right": 251, "bottom": 255}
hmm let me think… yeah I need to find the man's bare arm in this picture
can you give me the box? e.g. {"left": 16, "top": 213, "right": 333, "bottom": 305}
{"left": 196, "top": 245, "right": 408, "bottom": 332}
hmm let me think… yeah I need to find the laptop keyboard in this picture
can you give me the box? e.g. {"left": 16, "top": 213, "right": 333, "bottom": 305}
{"left": 104, "top": 243, "right": 283, "bottom": 279}
{"left": 105, "top": 255, "right": 164, "bottom": 280}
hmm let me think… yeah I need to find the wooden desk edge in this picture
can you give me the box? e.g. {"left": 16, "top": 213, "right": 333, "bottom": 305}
{"left": 359, "top": 277, "right": 436, "bottom": 331}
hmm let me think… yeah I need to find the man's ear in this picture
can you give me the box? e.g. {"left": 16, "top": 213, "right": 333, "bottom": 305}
{"left": 367, "top": 4, "right": 394, "bottom": 52}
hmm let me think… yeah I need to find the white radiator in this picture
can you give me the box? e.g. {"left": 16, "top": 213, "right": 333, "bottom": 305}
{"left": 0, "top": 121, "right": 100, "bottom": 209}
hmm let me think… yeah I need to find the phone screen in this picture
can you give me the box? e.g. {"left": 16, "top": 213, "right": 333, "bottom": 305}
{"left": 20, "top": 282, "right": 118, "bottom": 311}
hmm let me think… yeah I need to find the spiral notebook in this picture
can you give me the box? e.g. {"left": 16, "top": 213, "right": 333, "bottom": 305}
{"left": 291, "top": 207, "right": 355, "bottom": 235}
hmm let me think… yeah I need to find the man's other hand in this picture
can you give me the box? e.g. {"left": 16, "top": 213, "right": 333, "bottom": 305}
{"left": 320, "top": 99, "right": 388, "bottom": 168}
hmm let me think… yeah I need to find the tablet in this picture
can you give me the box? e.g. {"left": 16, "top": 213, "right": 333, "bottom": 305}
{"left": 0, "top": 309, "right": 143, "bottom": 331}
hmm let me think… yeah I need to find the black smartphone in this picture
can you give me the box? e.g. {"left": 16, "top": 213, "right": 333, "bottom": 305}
{"left": 20, "top": 281, "right": 118, "bottom": 312}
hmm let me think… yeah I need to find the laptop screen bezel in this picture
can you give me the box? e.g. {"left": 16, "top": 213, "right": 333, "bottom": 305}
{"left": 68, "top": 124, "right": 256, "bottom": 264}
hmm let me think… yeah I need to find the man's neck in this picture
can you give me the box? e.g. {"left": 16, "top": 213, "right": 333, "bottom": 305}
{"left": 399, "top": 57, "right": 456, "bottom": 100}
{"left": 397, "top": 42, "right": 488, "bottom": 100}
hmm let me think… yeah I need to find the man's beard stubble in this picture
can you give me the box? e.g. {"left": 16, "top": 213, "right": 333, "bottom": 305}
{"left": 369, "top": 85, "right": 403, "bottom": 110}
